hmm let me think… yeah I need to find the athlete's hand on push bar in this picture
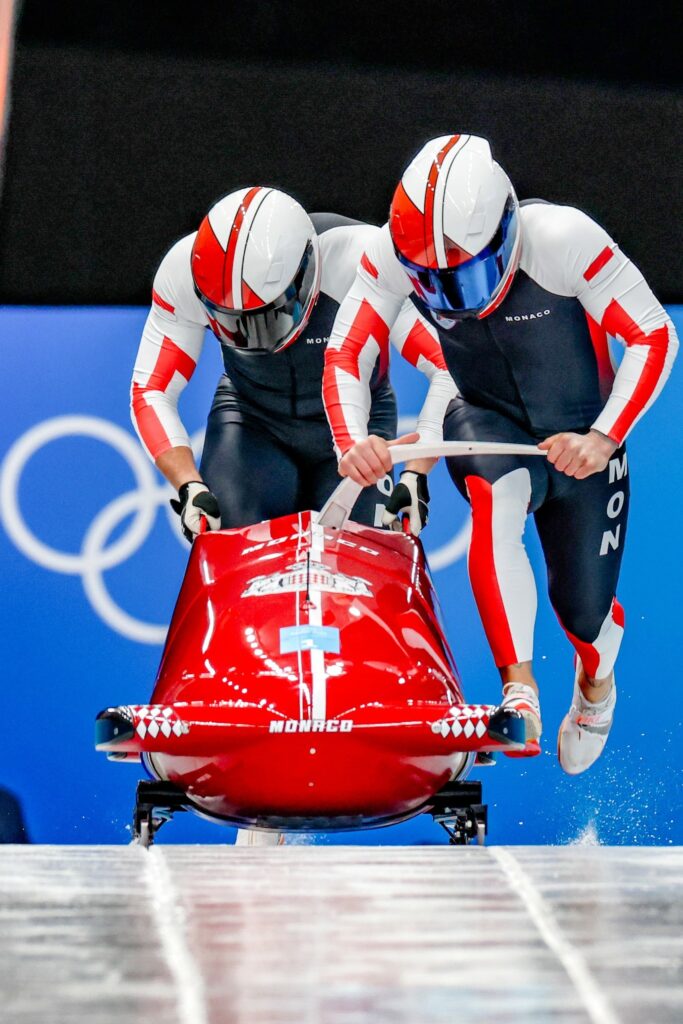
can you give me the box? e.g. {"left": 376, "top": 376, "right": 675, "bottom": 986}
{"left": 170, "top": 481, "right": 222, "bottom": 542}
{"left": 339, "top": 432, "right": 420, "bottom": 487}
{"left": 539, "top": 429, "right": 617, "bottom": 480}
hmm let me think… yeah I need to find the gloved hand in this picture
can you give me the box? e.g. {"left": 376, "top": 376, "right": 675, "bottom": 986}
{"left": 170, "top": 481, "right": 221, "bottom": 543}
{"left": 381, "top": 471, "right": 430, "bottom": 537}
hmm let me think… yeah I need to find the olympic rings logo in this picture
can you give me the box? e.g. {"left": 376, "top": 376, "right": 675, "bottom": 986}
{"left": 0, "top": 415, "right": 470, "bottom": 647}
{"left": 0, "top": 416, "right": 189, "bottom": 645}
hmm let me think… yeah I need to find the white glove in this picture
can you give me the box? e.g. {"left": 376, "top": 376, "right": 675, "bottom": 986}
{"left": 170, "top": 481, "right": 221, "bottom": 542}
{"left": 381, "top": 471, "right": 430, "bottom": 537}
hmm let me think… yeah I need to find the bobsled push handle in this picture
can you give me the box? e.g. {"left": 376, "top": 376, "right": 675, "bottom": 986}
{"left": 318, "top": 440, "right": 546, "bottom": 530}
{"left": 384, "top": 440, "right": 546, "bottom": 463}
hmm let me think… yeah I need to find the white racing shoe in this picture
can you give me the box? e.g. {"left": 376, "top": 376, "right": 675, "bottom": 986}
{"left": 488, "top": 683, "right": 542, "bottom": 747}
{"left": 558, "top": 667, "right": 616, "bottom": 775}
{"left": 503, "top": 683, "right": 543, "bottom": 739}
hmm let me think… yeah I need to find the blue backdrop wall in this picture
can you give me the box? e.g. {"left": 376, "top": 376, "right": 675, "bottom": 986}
{"left": 1, "top": 306, "right": 681, "bottom": 846}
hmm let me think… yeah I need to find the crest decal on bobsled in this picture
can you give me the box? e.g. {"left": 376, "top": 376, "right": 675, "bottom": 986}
{"left": 242, "top": 559, "right": 372, "bottom": 598}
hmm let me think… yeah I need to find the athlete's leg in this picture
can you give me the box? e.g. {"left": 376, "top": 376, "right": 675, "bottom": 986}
{"left": 199, "top": 401, "right": 300, "bottom": 528}
{"left": 534, "top": 445, "right": 628, "bottom": 773}
{"left": 445, "top": 400, "right": 548, "bottom": 689}
{"left": 533, "top": 444, "right": 629, "bottom": 689}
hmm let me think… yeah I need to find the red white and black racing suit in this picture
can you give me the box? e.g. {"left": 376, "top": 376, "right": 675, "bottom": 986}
{"left": 323, "top": 200, "right": 678, "bottom": 676}
{"left": 131, "top": 213, "right": 455, "bottom": 528}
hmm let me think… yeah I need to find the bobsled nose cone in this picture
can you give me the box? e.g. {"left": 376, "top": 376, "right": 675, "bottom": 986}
{"left": 95, "top": 708, "right": 135, "bottom": 748}
{"left": 487, "top": 707, "right": 527, "bottom": 746}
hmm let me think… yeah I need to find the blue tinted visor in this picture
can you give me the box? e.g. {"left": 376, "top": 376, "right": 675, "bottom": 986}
{"left": 397, "top": 197, "right": 518, "bottom": 317}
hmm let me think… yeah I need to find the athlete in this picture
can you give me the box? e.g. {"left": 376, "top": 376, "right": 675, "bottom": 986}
{"left": 131, "top": 186, "right": 454, "bottom": 542}
{"left": 323, "top": 135, "right": 678, "bottom": 775}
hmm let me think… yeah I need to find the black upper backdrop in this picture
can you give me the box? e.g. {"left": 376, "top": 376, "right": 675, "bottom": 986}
{"left": 15, "top": 1, "right": 683, "bottom": 87}
{"left": 1, "top": 1, "right": 681, "bottom": 303}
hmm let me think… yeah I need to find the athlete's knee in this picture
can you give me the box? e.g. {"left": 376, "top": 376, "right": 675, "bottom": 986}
{"left": 549, "top": 574, "right": 614, "bottom": 642}
{"left": 553, "top": 601, "right": 604, "bottom": 644}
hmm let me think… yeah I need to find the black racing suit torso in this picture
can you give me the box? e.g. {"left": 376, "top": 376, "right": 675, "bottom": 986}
{"left": 421, "top": 267, "right": 606, "bottom": 439}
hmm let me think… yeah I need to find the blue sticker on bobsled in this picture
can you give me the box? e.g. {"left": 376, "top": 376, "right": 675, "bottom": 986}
{"left": 280, "top": 625, "right": 340, "bottom": 654}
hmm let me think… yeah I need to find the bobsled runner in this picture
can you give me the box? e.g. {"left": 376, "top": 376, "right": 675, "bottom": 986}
{"left": 95, "top": 442, "right": 545, "bottom": 846}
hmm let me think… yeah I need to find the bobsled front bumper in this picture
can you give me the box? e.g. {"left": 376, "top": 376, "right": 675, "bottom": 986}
{"left": 95, "top": 700, "right": 538, "bottom": 758}
{"left": 96, "top": 701, "right": 538, "bottom": 825}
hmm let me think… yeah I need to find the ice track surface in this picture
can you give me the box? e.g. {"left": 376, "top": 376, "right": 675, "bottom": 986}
{"left": 0, "top": 846, "right": 681, "bottom": 1024}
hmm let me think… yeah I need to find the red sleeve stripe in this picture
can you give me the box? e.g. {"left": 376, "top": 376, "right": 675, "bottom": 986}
{"left": 152, "top": 289, "right": 175, "bottom": 314}
{"left": 130, "top": 384, "right": 174, "bottom": 459}
{"left": 360, "top": 252, "right": 379, "bottom": 279}
{"left": 325, "top": 299, "right": 390, "bottom": 381}
{"left": 131, "top": 336, "right": 197, "bottom": 457}
{"left": 584, "top": 311, "right": 615, "bottom": 402}
{"left": 602, "top": 299, "right": 670, "bottom": 442}
{"left": 583, "top": 246, "right": 615, "bottom": 282}
{"left": 144, "top": 335, "right": 197, "bottom": 392}
{"left": 401, "top": 319, "right": 447, "bottom": 370}
{"left": 323, "top": 299, "right": 391, "bottom": 453}
{"left": 321, "top": 367, "right": 355, "bottom": 455}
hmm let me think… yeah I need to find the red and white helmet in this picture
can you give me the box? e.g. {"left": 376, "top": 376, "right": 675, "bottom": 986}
{"left": 390, "top": 135, "right": 521, "bottom": 320}
{"left": 191, "top": 187, "right": 320, "bottom": 353}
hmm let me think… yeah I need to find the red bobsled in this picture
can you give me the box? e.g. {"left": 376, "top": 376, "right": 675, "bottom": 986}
{"left": 95, "top": 442, "right": 543, "bottom": 844}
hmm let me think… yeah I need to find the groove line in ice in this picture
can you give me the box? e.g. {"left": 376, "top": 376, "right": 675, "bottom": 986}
{"left": 490, "top": 847, "right": 621, "bottom": 1024}
{"left": 144, "top": 847, "right": 209, "bottom": 1024}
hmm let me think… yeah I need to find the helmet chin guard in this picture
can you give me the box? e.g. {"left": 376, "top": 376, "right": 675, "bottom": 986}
{"left": 191, "top": 187, "right": 320, "bottom": 353}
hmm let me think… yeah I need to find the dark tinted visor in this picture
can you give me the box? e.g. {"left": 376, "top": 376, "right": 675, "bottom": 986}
{"left": 196, "top": 241, "right": 317, "bottom": 354}
{"left": 397, "top": 196, "right": 518, "bottom": 317}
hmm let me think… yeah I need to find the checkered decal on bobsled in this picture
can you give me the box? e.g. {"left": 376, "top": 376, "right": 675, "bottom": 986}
{"left": 431, "top": 705, "right": 493, "bottom": 739}
{"left": 130, "top": 705, "right": 186, "bottom": 740}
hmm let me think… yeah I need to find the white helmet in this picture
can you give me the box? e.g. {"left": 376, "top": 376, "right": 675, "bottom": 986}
{"left": 191, "top": 187, "right": 321, "bottom": 353}
{"left": 389, "top": 135, "right": 521, "bottom": 320}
